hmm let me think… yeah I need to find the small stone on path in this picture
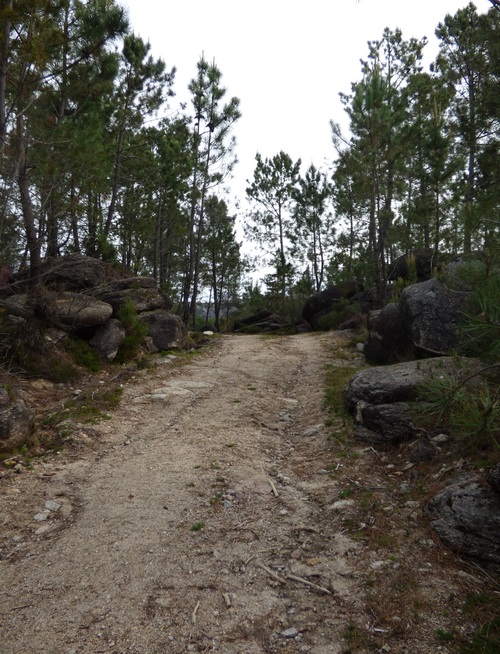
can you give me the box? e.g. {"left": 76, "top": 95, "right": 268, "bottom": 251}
{"left": 281, "top": 627, "right": 299, "bottom": 638}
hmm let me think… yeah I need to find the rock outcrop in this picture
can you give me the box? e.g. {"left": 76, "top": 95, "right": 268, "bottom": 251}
{"left": 425, "top": 474, "right": 500, "bottom": 573}
{"left": 233, "top": 309, "right": 287, "bottom": 333}
{"left": 0, "top": 398, "right": 35, "bottom": 453}
{"left": 0, "top": 255, "right": 183, "bottom": 363}
{"left": 138, "top": 311, "right": 187, "bottom": 351}
{"left": 93, "top": 277, "right": 172, "bottom": 314}
{"left": 344, "top": 356, "right": 479, "bottom": 444}
{"left": 55, "top": 292, "right": 113, "bottom": 327}
{"left": 89, "top": 319, "right": 126, "bottom": 360}
{"left": 365, "top": 278, "right": 469, "bottom": 364}
{"left": 302, "top": 281, "right": 367, "bottom": 330}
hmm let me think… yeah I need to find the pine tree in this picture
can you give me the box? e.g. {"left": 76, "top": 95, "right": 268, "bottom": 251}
{"left": 182, "top": 56, "right": 241, "bottom": 325}
{"left": 292, "top": 165, "right": 333, "bottom": 292}
{"left": 245, "top": 151, "right": 301, "bottom": 306}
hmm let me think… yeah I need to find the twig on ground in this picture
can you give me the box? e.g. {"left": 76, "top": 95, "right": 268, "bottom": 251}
{"left": 268, "top": 479, "right": 279, "bottom": 497}
{"left": 256, "top": 561, "right": 286, "bottom": 584}
{"left": 191, "top": 600, "right": 201, "bottom": 624}
{"left": 222, "top": 592, "right": 232, "bottom": 608}
{"left": 286, "top": 573, "right": 332, "bottom": 595}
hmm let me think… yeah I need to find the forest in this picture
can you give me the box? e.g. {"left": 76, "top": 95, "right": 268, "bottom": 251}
{"left": 0, "top": 0, "right": 499, "bottom": 329}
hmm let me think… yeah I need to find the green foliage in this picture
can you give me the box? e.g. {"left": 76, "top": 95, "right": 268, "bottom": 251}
{"left": 66, "top": 338, "right": 101, "bottom": 372}
{"left": 390, "top": 255, "right": 418, "bottom": 302}
{"left": 324, "top": 364, "right": 361, "bottom": 444}
{"left": 115, "top": 301, "right": 148, "bottom": 363}
{"left": 416, "top": 370, "right": 500, "bottom": 453}
{"left": 460, "top": 267, "right": 500, "bottom": 363}
{"left": 460, "top": 619, "right": 500, "bottom": 654}
{"left": 0, "top": 295, "right": 80, "bottom": 382}
{"left": 43, "top": 387, "right": 123, "bottom": 428}
{"left": 315, "top": 299, "right": 360, "bottom": 331}
{"left": 460, "top": 591, "right": 500, "bottom": 654}
{"left": 245, "top": 151, "right": 302, "bottom": 307}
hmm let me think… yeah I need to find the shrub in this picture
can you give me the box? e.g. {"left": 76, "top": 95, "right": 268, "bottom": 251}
{"left": 66, "top": 337, "right": 101, "bottom": 372}
{"left": 115, "top": 300, "right": 148, "bottom": 363}
{"left": 416, "top": 369, "right": 500, "bottom": 453}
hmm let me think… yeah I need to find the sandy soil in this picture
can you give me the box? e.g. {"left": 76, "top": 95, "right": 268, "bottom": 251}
{"left": 0, "top": 332, "right": 493, "bottom": 653}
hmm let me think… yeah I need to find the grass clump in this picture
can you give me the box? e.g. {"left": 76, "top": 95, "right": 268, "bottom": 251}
{"left": 42, "top": 386, "right": 123, "bottom": 428}
{"left": 460, "top": 592, "right": 500, "bottom": 654}
{"left": 66, "top": 337, "right": 101, "bottom": 372}
{"left": 324, "top": 364, "right": 361, "bottom": 443}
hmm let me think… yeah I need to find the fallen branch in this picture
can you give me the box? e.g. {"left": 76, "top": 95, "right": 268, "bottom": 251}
{"left": 256, "top": 561, "right": 286, "bottom": 584}
{"left": 286, "top": 573, "right": 332, "bottom": 595}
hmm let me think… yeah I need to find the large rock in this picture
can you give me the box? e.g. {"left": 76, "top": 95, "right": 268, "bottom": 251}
{"left": 400, "top": 278, "right": 469, "bottom": 355}
{"left": 425, "top": 475, "right": 500, "bottom": 573}
{"left": 138, "top": 310, "right": 187, "bottom": 351}
{"left": 387, "top": 249, "right": 436, "bottom": 282}
{"left": 55, "top": 292, "right": 113, "bottom": 328}
{"left": 345, "top": 357, "right": 480, "bottom": 444}
{"left": 364, "top": 303, "right": 411, "bottom": 364}
{"left": 302, "top": 281, "right": 365, "bottom": 329}
{"left": 0, "top": 290, "right": 113, "bottom": 329}
{"left": 93, "top": 277, "right": 173, "bottom": 314}
{"left": 345, "top": 357, "right": 473, "bottom": 410}
{"left": 353, "top": 402, "right": 414, "bottom": 444}
{"left": 487, "top": 464, "right": 500, "bottom": 494}
{"left": 89, "top": 319, "right": 126, "bottom": 360}
{"left": 12, "top": 254, "right": 120, "bottom": 292}
{"left": 0, "top": 399, "right": 35, "bottom": 453}
{"left": 233, "top": 309, "right": 272, "bottom": 330}
{"left": 233, "top": 309, "right": 287, "bottom": 333}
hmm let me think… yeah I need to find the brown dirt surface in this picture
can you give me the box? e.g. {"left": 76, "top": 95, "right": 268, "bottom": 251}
{"left": 0, "top": 332, "right": 497, "bottom": 653}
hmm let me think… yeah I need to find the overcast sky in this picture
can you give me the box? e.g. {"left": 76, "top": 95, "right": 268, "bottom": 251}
{"left": 119, "top": 0, "right": 484, "bottom": 209}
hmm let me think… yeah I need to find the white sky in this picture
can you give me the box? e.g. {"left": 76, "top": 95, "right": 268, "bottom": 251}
{"left": 119, "top": 0, "right": 484, "bottom": 209}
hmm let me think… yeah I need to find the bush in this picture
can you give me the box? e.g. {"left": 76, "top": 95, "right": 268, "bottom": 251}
{"left": 316, "top": 300, "right": 360, "bottom": 331}
{"left": 66, "top": 337, "right": 101, "bottom": 372}
{"left": 115, "top": 300, "right": 148, "bottom": 363}
{"left": 460, "top": 272, "right": 500, "bottom": 363}
{"left": 416, "top": 368, "right": 500, "bottom": 453}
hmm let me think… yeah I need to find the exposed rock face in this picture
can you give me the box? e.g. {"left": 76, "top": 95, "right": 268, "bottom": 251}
{"left": 400, "top": 278, "right": 468, "bottom": 355}
{"left": 89, "top": 319, "right": 126, "bottom": 361}
{"left": 387, "top": 249, "right": 436, "bottom": 282}
{"left": 364, "top": 303, "right": 411, "bottom": 364}
{"left": 0, "top": 399, "right": 35, "bottom": 453}
{"left": 93, "top": 277, "right": 173, "bottom": 314}
{"left": 346, "top": 357, "right": 458, "bottom": 409}
{"left": 344, "top": 357, "right": 478, "bottom": 444}
{"left": 55, "top": 292, "right": 113, "bottom": 327}
{"left": 425, "top": 475, "right": 500, "bottom": 573}
{"left": 302, "top": 281, "right": 366, "bottom": 329}
{"left": 487, "top": 464, "right": 500, "bottom": 494}
{"left": 12, "top": 254, "right": 120, "bottom": 292}
{"left": 233, "top": 309, "right": 272, "bottom": 330}
{"left": 233, "top": 309, "right": 287, "bottom": 333}
{"left": 365, "top": 278, "right": 470, "bottom": 364}
{"left": 353, "top": 402, "right": 414, "bottom": 444}
{"left": 0, "top": 290, "right": 113, "bottom": 329}
{"left": 138, "top": 311, "right": 187, "bottom": 351}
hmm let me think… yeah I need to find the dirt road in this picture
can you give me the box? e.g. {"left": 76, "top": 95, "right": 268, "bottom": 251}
{"left": 0, "top": 333, "right": 488, "bottom": 653}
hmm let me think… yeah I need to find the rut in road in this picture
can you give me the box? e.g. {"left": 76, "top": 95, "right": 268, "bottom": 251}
{"left": 1, "top": 332, "right": 366, "bottom": 654}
